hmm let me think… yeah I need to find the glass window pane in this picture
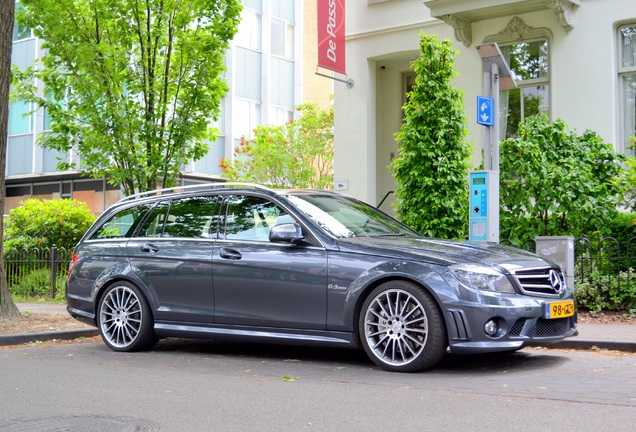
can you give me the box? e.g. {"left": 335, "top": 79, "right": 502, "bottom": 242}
{"left": 621, "top": 26, "right": 636, "bottom": 69}
{"left": 224, "top": 195, "right": 287, "bottom": 241}
{"left": 271, "top": 19, "right": 284, "bottom": 57}
{"left": 9, "top": 100, "right": 31, "bottom": 135}
{"left": 163, "top": 196, "right": 221, "bottom": 238}
{"left": 623, "top": 74, "right": 636, "bottom": 152}
{"left": 12, "top": 4, "right": 31, "bottom": 41}
{"left": 234, "top": 47, "right": 261, "bottom": 100}
{"left": 523, "top": 85, "right": 549, "bottom": 118}
{"left": 508, "top": 40, "right": 548, "bottom": 81}
{"left": 7, "top": 134, "right": 33, "bottom": 175}
{"left": 271, "top": 0, "right": 294, "bottom": 23}
{"left": 91, "top": 204, "right": 152, "bottom": 239}
{"left": 285, "top": 23, "right": 294, "bottom": 59}
{"left": 42, "top": 147, "right": 69, "bottom": 172}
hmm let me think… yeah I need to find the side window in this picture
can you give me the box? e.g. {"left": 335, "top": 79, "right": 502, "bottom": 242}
{"left": 137, "top": 196, "right": 221, "bottom": 239}
{"left": 223, "top": 195, "right": 290, "bottom": 241}
{"left": 137, "top": 201, "right": 170, "bottom": 237}
{"left": 91, "top": 204, "right": 152, "bottom": 239}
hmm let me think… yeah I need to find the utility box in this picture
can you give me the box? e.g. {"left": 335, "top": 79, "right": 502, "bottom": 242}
{"left": 469, "top": 170, "right": 499, "bottom": 243}
{"left": 535, "top": 236, "right": 575, "bottom": 290}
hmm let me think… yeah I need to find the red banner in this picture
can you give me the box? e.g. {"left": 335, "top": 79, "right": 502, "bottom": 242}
{"left": 317, "top": 0, "right": 346, "bottom": 75}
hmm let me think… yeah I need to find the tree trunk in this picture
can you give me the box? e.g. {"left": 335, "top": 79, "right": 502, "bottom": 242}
{"left": 0, "top": 0, "right": 20, "bottom": 318}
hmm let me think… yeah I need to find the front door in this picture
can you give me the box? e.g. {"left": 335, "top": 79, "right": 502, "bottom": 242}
{"left": 212, "top": 194, "right": 328, "bottom": 329}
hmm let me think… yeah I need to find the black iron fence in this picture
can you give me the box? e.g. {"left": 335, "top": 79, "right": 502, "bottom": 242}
{"left": 3, "top": 246, "right": 72, "bottom": 298}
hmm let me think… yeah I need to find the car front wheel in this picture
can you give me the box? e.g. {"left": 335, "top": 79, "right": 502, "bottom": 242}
{"left": 98, "top": 282, "right": 158, "bottom": 352}
{"left": 359, "top": 280, "right": 447, "bottom": 372}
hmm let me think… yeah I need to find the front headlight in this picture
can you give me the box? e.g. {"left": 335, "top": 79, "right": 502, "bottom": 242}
{"left": 449, "top": 264, "right": 516, "bottom": 293}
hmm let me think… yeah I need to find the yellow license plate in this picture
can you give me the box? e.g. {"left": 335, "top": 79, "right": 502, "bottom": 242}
{"left": 544, "top": 300, "right": 575, "bottom": 319}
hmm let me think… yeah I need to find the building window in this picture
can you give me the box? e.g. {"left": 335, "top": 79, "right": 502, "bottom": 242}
{"left": 271, "top": 18, "right": 294, "bottom": 60}
{"left": 499, "top": 39, "right": 550, "bottom": 138}
{"left": 235, "top": 7, "right": 262, "bottom": 51}
{"left": 233, "top": 98, "right": 261, "bottom": 141}
{"left": 269, "top": 106, "right": 293, "bottom": 125}
{"left": 8, "top": 100, "right": 32, "bottom": 135}
{"left": 619, "top": 24, "right": 636, "bottom": 155}
{"left": 13, "top": 1, "right": 31, "bottom": 41}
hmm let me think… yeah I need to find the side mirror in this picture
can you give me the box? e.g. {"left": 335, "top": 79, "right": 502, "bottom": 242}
{"left": 269, "top": 223, "right": 304, "bottom": 244}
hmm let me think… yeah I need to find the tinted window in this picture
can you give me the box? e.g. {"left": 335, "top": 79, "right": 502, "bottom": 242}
{"left": 138, "top": 196, "right": 221, "bottom": 238}
{"left": 223, "top": 195, "right": 291, "bottom": 241}
{"left": 91, "top": 204, "right": 152, "bottom": 239}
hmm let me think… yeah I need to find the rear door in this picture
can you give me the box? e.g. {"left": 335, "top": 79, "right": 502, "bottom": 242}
{"left": 212, "top": 194, "right": 328, "bottom": 329}
{"left": 127, "top": 195, "right": 221, "bottom": 323}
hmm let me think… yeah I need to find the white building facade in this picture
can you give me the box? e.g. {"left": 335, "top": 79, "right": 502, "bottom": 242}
{"left": 333, "top": 0, "right": 636, "bottom": 213}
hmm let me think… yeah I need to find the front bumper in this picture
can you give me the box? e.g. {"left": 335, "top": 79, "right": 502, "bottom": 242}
{"left": 443, "top": 297, "right": 578, "bottom": 354}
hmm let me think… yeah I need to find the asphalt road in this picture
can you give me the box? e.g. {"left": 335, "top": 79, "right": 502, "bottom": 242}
{"left": 1, "top": 339, "right": 634, "bottom": 431}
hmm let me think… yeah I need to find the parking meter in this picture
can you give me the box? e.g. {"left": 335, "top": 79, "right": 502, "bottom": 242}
{"left": 469, "top": 170, "right": 499, "bottom": 242}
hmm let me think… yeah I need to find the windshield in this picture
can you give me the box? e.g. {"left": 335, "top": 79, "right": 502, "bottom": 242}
{"left": 285, "top": 194, "right": 417, "bottom": 238}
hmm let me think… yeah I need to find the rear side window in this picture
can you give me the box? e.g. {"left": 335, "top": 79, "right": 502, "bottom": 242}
{"left": 137, "top": 196, "right": 221, "bottom": 239}
{"left": 91, "top": 204, "right": 152, "bottom": 239}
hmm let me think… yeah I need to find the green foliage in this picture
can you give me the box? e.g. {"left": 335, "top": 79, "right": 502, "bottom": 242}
{"left": 12, "top": 0, "right": 242, "bottom": 196}
{"left": 500, "top": 115, "right": 624, "bottom": 245}
{"left": 221, "top": 103, "right": 334, "bottom": 189}
{"left": 390, "top": 33, "right": 471, "bottom": 239}
{"left": 8, "top": 269, "right": 67, "bottom": 298}
{"left": 575, "top": 269, "right": 636, "bottom": 313}
{"left": 618, "top": 136, "right": 636, "bottom": 210}
{"left": 4, "top": 198, "right": 95, "bottom": 253}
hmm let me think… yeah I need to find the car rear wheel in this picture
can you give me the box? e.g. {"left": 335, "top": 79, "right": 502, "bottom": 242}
{"left": 359, "top": 280, "right": 447, "bottom": 372}
{"left": 98, "top": 282, "right": 158, "bottom": 352}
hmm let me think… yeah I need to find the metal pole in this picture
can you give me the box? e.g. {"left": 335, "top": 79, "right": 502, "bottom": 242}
{"left": 482, "top": 71, "right": 492, "bottom": 170}
{"left": 50, "top": 245, "right": 57, "bottom": 297}
{"left": 491, "top": 62, "right": 500, "bottom": 171}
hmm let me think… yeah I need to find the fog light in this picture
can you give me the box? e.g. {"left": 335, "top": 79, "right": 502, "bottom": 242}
{"left": 484, "top": 319, "right": 498, "bottom": 336}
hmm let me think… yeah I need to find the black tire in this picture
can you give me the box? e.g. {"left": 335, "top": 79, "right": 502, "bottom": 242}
{"left": 359, "top": 280, "right": 447, "bottom": 372}
{"left": 97, "top": 281, "right": 159, "bottom": 352}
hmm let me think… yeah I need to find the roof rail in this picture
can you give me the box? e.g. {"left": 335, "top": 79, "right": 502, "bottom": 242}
{"left": 118, "top": 182, "right": 274, "bottom": 203}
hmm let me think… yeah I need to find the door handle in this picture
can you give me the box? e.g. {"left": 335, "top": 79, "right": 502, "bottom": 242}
{"left": 219, "top": 248, "right": 242, "bottom": 260}
{"left": 140, "top": 243, "right": 159, "bottom": 253}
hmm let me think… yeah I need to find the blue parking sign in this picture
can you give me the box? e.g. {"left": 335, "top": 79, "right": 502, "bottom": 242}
{"left": 477, "top": 96, "right": 494, "bottom": 126}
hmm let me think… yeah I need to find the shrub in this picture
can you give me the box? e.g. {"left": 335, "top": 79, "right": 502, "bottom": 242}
{"left": 4, "top": 198, "right": 95, "bottom": 254}
{"left": 575, "top": 269, "right": 636, "bottom": 313}
{"left": 390, "top": 33, "right": 471, "bottom": 239}
{"left": 500, "top": 115, "right": 624, "bottom": 245}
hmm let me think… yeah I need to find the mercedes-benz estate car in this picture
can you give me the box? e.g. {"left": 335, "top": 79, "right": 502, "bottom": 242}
{"left": 66, "top": 183, "right": 577, "bottom": 372}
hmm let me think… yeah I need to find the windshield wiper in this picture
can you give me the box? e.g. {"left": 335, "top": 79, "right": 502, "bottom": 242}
{"left": 377, "top": 232, "right": 407, "bottom": 237}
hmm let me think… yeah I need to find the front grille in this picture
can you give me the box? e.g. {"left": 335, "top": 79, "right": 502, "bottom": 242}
{"left": 532, "top": 318, "right": 570, "bottom": 337}
{"left": 509, "top": 318, "right": 527, "bottom": 336}
{"left": 512, "top": 267, "right": 565, "bottom": 297}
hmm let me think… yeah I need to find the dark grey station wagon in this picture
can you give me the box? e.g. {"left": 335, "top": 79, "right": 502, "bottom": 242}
{"left": 66, "top": 183, "right": 577, "bottom": 372}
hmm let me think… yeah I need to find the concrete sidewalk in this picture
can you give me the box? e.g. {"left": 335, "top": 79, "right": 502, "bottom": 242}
{"left": 1, "top": 303, "right": 634, "bottom": 352}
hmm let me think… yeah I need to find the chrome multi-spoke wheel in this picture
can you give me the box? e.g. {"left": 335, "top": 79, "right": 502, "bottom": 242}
{"left": 360, "top": 281, "right": 446, "bottom": 372}
{"left": 98, "top": 282, "right": 158, "bottom": 352}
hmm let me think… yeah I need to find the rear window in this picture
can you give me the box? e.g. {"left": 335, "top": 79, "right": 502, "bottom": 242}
{"left": 91, "top": 204, "right": 152, "bottom": 239}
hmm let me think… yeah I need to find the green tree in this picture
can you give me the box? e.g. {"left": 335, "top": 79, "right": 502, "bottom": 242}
{"left": 12, "top": 0, "right": 241, "bottom": 196}
{"left": 221, "top": 103, "right": 334, "bottom": 189}
{"left": 390, "top": 33, "right": 472, "bottom": 238}
{"left": 0, "top": 0, "right": 20, "bottom": 318}
{"left": 500, "top": 114, "right": 624, "bottom": 245}
{"left": 4, "top": 198, "right": 96, "bottom": 253}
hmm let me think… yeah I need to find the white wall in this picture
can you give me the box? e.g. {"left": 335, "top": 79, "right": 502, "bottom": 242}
{"left": 335, "top": 0, "right": 636, "bottom": 208}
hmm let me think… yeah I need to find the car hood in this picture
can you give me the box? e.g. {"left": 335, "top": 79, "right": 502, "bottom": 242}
{"left": 335, "top": 235, "right": 554, "bottom": 273}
